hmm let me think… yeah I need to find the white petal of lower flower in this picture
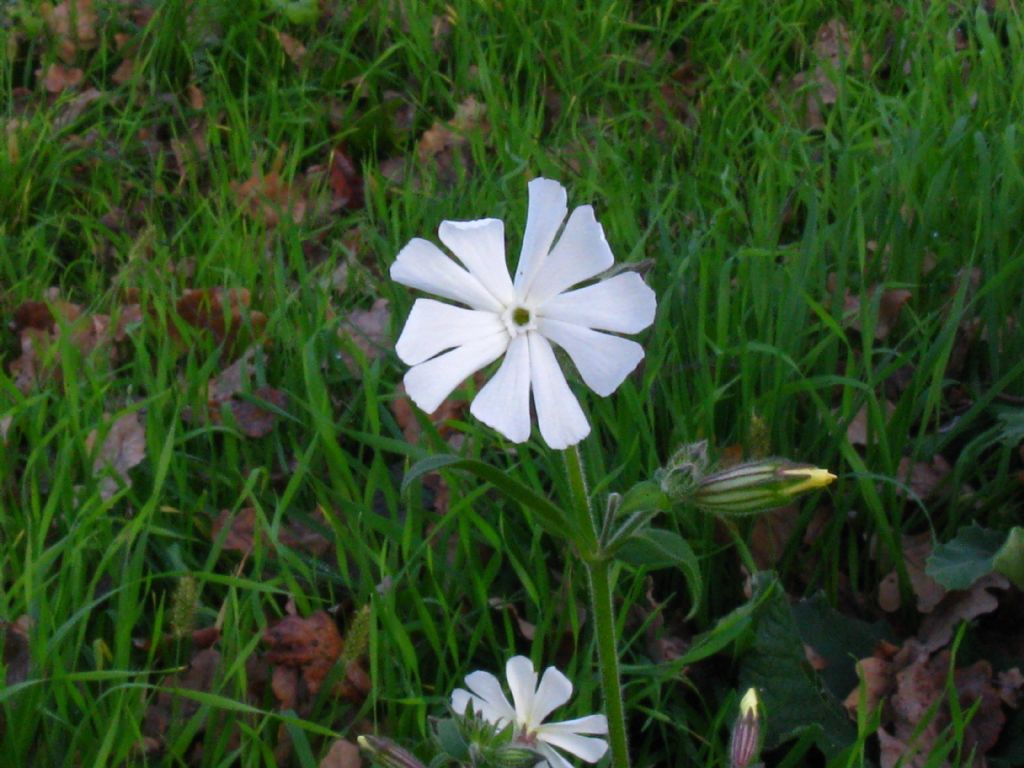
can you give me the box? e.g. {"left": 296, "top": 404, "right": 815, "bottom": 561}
{"left": 527, "top": 334, "right": 590, "bottom": 449}
{"left": 505, "top": 656, "right": 540, "bottom": 725}
{"left": 537, "top": 730, "right": 609, "bottom": 763}
{"left": 451, "top": 689, "right": 480, "bottom": 717}
{"left": 439, "top": 219, "right": 516, "bottom": 306}
{"left": 514, "top": 178, "right": 567, "bottom": 296}
{"left": 541, "top": 272, "right": 656, "bottom": 333}
{"left": 538, "top": 715, "right": 609, "bottom": 735}
{"left": 524, "top": 206, "right": 614, "bottom": 306}
{"left": 470, "top": 335, "right": 532, "bottom": 443}
{"left": 404, "top": 333, "right": 508, "bottom": 414}
{"left": 463, "top": 670, "right": 517, "bottom": 723}
{"left": 396, "top": 299, "right": 506, "bottom": 365}
{"left": 535, "top": 743, "right": 575, "bottom": 768}
{"left": 391, "top": 237, "right": 504, "bottom": 312}
{"left": 529, "top": 666, "right": 574, "bottom": 726}
{"left": 537, "top": 318, "right": 644, "bottom": 396}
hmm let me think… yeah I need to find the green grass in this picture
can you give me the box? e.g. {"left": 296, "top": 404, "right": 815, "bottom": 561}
{"left": 2, "top": 0, "right": 1023, "bottom": 766}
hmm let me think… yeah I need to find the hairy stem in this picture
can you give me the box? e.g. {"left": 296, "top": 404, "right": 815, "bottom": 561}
{"left": 563, "top": 444, "right": 630, "bottom": 767}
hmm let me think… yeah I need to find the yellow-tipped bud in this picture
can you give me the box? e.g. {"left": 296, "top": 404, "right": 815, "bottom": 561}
{"left": 358, "top": 735, "right": 426, "bottom": 768}
{"left": 693, "top": 459, "right": 837, "bottom": 517}
{"left": 730, "top": 688, "right": 762, "bottom": 768}
{"left": 778, "top": 467, "right": 837, "bottom": 496}
{"left": 739, "top": 687, "right": 760, "bottom": 719}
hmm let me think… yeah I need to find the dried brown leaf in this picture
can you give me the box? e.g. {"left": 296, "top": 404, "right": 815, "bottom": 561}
{"left": 338, "top": 298, "right": 390, "bottom": 366}
{"left": 264, "top": 611, "right": 343, "bottom": 699}
{"left": 40, "top": 63, "right": 84, "bottom": 93}
{"left": 320, "top": 739, "right": 362, "bottom": 768}
{"left": 918, "top": 573, "right": 1008, "bottom": 652}
{"left": 275, "top": 30, "right": 307, "bottom": 66}
{"left": 176, "top": 287, "right": 266, "bottom": 354}
{"left": 232, "top": 161, "right": 306, "bottom": 227}
{"left": 2, "top": 615, "right": 32, "bottom": 687}
{"left": 878, "top": 532, "right": 947, "bottom": 613}
{"left": 88, "top": 412, "right": 146, "bottom": 500}
{"left": 895, "top": 454, "right": 952, "bottom": 501}
{"left": 42, "top": 0, "right": 98, "bottom": 62}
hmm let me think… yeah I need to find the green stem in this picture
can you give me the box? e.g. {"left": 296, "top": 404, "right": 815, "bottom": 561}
{"left": 563, "top": 445, "right": 630, "bottom": 767}
{"left": 585, "top": 557, "right": 631, "bottom": 768}
{"left": 564, "top": 445, "right": 599, "bottom": 556}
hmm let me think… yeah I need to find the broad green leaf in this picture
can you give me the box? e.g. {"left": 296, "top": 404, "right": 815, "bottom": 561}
{"left": 401, "top": 454, "right": 571, "bottom": 539}
{"left": 926, "top": 524, "right": 1006, "bottom": 589}
{"left": 994, "top": 527, "right": 1024, "bottom": 590}
{"left": 739, "top": 579, "right": 857, "bottom": 758}
{"left": 791, "top": 593, "right": 892, "bottom": 699}
{"left": 616, "top": 528, "right": 702, "bottom": 619}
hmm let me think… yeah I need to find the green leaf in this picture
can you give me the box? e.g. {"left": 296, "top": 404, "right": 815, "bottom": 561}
{"left": 993, "top": 527, "right": 1024, "bottom": 590}
{"left": 401, "top": 454, "right": 572, "bottom": 539}
{"left": 616, "top": 480, "right": 670, "bottom": 518}
{"left": 739, "top": 577, "right": 857, "bottom": 758}
{"left": 926, "top": 524, "right": 1006, "bottom": 589}
{"left": 791, "top": 593, "right": 892, "bottom": 700}
{"left": 615, "top": 528, "right": 702, "bottom": 619}
{"left": 675, "top": 572, "right": 778, "bottom": 664}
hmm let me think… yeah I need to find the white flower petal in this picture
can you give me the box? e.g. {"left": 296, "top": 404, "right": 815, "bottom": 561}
{"left": 537, "top": 318, "right": 644, "bottom": 396}
{"left": 464, "top": 671, "right": 517, "bottom": 724}
{"left": 505, "top": 656, "right": 539, "bottom": 726}
{"left": 537, "top": 730, "right": 609, "bottom": 763}
{"left": 541, "top": 272, "right": 656, "bottom": 333}
{"left": 535, "top": 743, "right": 574, "bottom": 768}
{"left": 396, "top": 299, "right": 506, "bottom": 366}
{"left": 451, "top": 689, "right": 480, "bottom": 716}
{"left": 438, "top": 219, "right": 516, "bottom": 306}
{"left": 391, "top": 237, "right": 503, "bottom": 312}
{"left": 524, "top": 206, "right": 614, "bottom": 306}
{"left": 539, "top": 715, "right": 609, "bottom": 735}
{"left": 514, "top": 178, "right": 567, "bottom": 295}
{"left": 403, "top": 333, "right": 508, "bottom": 414}
{"left": 470, "top": 335, "right": 532, "bottom": 443}
{"left": 529, "top": 666, "right": 574, "bottom": 726}
{"left": 527, "top": 333, "right": 590, "bottom": 449}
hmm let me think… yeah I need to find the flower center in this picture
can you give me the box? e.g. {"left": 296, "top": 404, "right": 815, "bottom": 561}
{"left": 501, "top": 304, "right": 536, "bottom": 338}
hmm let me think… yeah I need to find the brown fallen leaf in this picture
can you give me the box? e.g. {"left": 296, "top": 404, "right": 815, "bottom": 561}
{"left": 918, "top": 573, "right": 1008, "bottom": 652}
{"left": 0, "top": 415, "right": 12, "bottom": 445}
{"left": 878, "top": 532, "right": 947, "bottom": 613}
{"left": 264, "top": 611, "right": 356, "bottom": 707}
{"left": 42, "top": 0, "right": 98, "bottom": 62}
{"left": 39, "top": 62, "right": 84, "bottom": 93}
{"left": 215, "top": 386, "right": 288, "bottom": 438}
{"left": 895, "top": 454, "right": 952, "bottom": 501}
{"left": 844, "top": 654, "right": 892, "bottom": 715}
{"left": 416, "top": 95, "right": 488, "bottom": 185}
{"left": 211, "top": 507, "right": 331, "bottom": 559}
{"left": 846, "top": 401, "right": 896, "bottom": 447}
{"left": 275, "top": 30, "right": 307, "bottom": 66}
{"left": 338, "top": 298, "right": 391, "bottom": 366}
{"left": 142, "top": 648, "right": 222, "bottom": 755}
{"left": 320, "top": 739, "right": 362, "bottom": 768}
{"left": 176, "top": 287, "right": 267, "bottom": 356}
{"left": 53, "top": 86, "right": 102, "bottom": 129}
{"left": 88, "top": 412, "right": 146, "bottom": 500}
{"left": 2, "top": 615, "right": 32, "bottom": 686}
{"left": 232, "top": 156, "right": 306, "bottom": 227}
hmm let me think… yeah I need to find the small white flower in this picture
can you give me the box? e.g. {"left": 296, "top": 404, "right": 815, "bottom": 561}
{"left": 391, "top": 178, "right": 656, "bottom": 449}
{"left": 451, "top": 655, "right": 609, "bottom": 768}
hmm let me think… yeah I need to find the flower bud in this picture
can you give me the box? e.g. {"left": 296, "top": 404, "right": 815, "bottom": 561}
{"left": 693, "top": 459, "right": 836, "bottom": 516}
{"left": 656, "top": 441, "right": 710, "bottom": 499}
{"left": 493, "top": 745, "right": 543, "bottom": 767}
{"left": 357, "top": 735, "right": 426, "bottom": 768}
{"left": 730, "top": 688, "right": 762, "bottom": 768}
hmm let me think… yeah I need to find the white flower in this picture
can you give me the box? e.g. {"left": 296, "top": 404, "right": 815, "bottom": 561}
{"left": 451, "top": 655, "right": 609, "bottom": 768}
{"left": 390, "top": 178, "right": 656, "bottom": 449}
